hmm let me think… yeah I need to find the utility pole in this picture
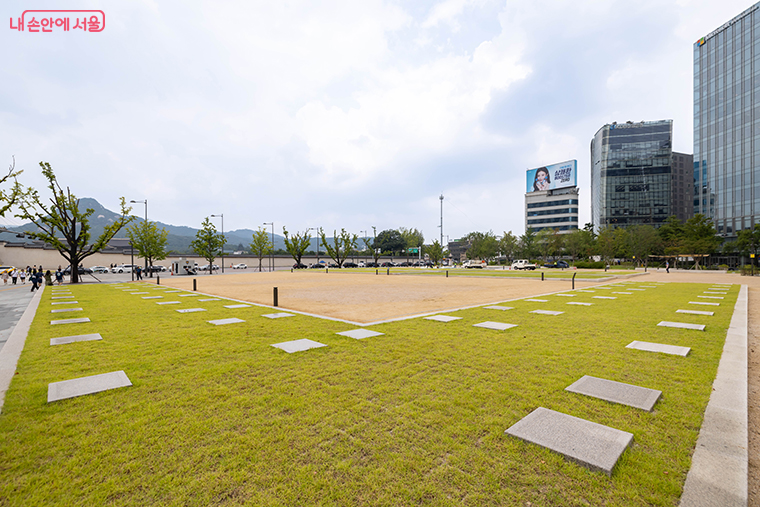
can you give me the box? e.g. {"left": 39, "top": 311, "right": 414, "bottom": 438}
{"left": 439, "top": 194, "right": 444, "bottom": 247}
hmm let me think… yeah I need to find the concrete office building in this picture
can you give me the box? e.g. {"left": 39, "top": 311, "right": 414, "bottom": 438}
{"left": 524, "top": 160, "right": 579, "bottom": 234}
{"left": 694, "top": 3, "right": 760, "bottom": 237}
{"left": 591, "top": 120, "right": 693, "bottom": 232}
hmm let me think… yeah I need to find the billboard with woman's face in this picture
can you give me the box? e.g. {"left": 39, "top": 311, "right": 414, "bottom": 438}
{"left": 526, "top": 160, "right": 577, "bottom": 193}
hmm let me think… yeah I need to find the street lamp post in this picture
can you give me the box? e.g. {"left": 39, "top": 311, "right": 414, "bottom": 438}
{"left": 263, "top": 222, "right": 274, "bottom": 271}
{"left": 360, "top": 230, "right": 367, "bottom": 264}
{"left": 372, "top": 226, "right": 377, "bottom": 265}
{"left": 211, "top": 214, "right": 224, "bottom": 273}
{"left": 130, "top": 199, "right": 148, "bottom": 276}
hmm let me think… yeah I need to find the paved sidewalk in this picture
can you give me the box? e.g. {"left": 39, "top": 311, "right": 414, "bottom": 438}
{"left": 0, "top": 283, "right": 36, "bottom": 354}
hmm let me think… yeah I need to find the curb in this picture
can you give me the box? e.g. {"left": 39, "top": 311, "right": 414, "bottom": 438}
{"left": 0, "top": 285, "right": 44, "bottom": 414}
{"left": 680, "top": 284, "right": 748, "bottom": 506}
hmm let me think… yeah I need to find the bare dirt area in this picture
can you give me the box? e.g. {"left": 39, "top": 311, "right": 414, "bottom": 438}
{"left": 156, "top": 270, "right": 604, "bottom": 323}
{"left": 154, "top": 268, "right": 760, "bottom": 500}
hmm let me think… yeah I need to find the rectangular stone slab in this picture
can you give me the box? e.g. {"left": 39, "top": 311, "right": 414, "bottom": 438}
{"left": 224, "top": 304, "right": 251, "bottom": 309}
{"left": 592, "top": 296, "right": 616, "bottom": 300}
{"left": 677, "top": 309, "right": 714, "bottom": 316}
{"left": 199, "top": 298, "right": 221, "bottom": 302}
{"left": 555, "top": 294, "right": 575, "bottom": 297}
{"left": 130, "top": 292, "right": 149, "bottom": 295}
{"left": 612, "top": 292, "right": 632, "bottom": 295}
{"left": 179, "top": 294, "right": 199, "bottom": 297}
{"left": 51, "top": 318, "right": 91, "bottom": 325}
{"left": 530, "top": 310, "right": 564, "bottom": 316}
{"left": 48, "top": 371, "right": 132, "bottom": 402}
{"left": 697, "top": 295, "right": 723, "bottom": 299}
{"left": 142, "top": 296, "right": 163, "bottom": 299}
{"left": 505, "top": 407, "right": 633, "bottom": 476}
{"left": 337, "top": 329, "right": 384, "bottom": 339}
{"left": 164, "top": 290, "right": 182, "bottom": 293}
{"left": 576, "top": 290, "right": 595, "bottom": 293}
{"left": 689, "top": 301, "right": 719, "bottom": 306}
{"left": 483, "top": 306, "right": 514, "bottom": 311}
{"left": 51, "top": 301, "right": 79, "bottom": 305}
{"left": 51, "top": 296, "right": 74, "bottom": 299}
{"left": 626, "top": 340, "right": 690, "bottom": 356}
{"left": 50, "top": 333, "right": 103, "bottom": 346}
{"left": 157, "top": 301, "right": 181, "bottom": 305}
{"left": 626, "top": 288, "right": 645, "bottom": 291}
{"left": 703, "top": 292, "right": 727, "bottom": 295}
{"left": 176, "top": 308, "right": 206, "bottom": 313}
{"left": 473, "top": 321, "right": 517, "bottom": 331}
{"left": 271, "top": 338, "right": 327, "bottom": 353}
{"left": 51, "top": 308, "right": 83, "bottom": 313}
{"left": 262, "top": 313, "right": 295, "bottom": 319}
{"left": 658, "top": 321, "right": 705, "bottom": 331}
{"left": 208, "top": 318, "right": 245, "bottom": 325}
{"left": 424, "top": 315, "right": 462, "bottom": 322}
{"left": 525, "top": 299, "right": 547, "bottom": 302}
{"left": 567, "top": 302, "right": 593, "bottom": 306}
{"left": 565, "top": 375, "right": 662, "bottom": 411}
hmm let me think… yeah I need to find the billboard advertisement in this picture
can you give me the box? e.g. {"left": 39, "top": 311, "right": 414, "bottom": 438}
{"left": 526, "top": 159, "right": 577, "bottom": 193}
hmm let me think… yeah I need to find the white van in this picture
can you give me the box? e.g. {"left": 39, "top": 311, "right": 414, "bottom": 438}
{"left": 511, "top": 259, "right": 537, "bottom": 270}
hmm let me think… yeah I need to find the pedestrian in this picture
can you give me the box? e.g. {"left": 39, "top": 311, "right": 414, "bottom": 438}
{"left": 135, "top": 265, "right": 142, "bottom": 280}
{"left": 30, "top": 270, "right": 39, "bottom": 292}
{"left": 11, "top": 268, "right": 17, "bottom": 285}
{"left": 55, "top": 268, "right": 63, "bottom": 285}
{"left": 19, "top": 270, "right": 26, "bottom": 284}
{"left": 666, "top": 260, "right": 670, "bottom": 273}
{"left": 44, "top": 270, "right": 53, "bottom": 286}
{"left": 2, "top": 270, "right": 8, "bottom": 285}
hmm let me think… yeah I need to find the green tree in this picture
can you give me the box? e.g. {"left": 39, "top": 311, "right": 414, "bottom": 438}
{"left": 518, "top": 228, "right": 537, "bottom": 259}
{"left": 613, "top": 227, "right": 631, "bottom": 259}
{"left": 565, "top": 229, "right": 593, "bottom": 264}
{"left": 190, "top": 218, "right": 226, "bottom": 274}
{"left": 250, "top": 227, "right": 274, "bottom": 272}
{"left": 320, "top": 228, "right": 358, "bottom": 267}
{"left": 126, "top": 220, "right": 168, "bottom": 277}
{"left": 283, "top": 227, "right": 311, "bottom": 267}
{"left": 424, "top": 239, "right": 445, "bottom": 265}
{"left": 658, "top": 216, "right": 686, "bottom": 260}
{"left": 463, "top": 231, "right": 499, "bottom": 261}
{"left": 737, "top": 224, "right": 760, "bottom": 272}
{"left": 16, "top": 162, "right": 133, "bottom": 283}
{"left": 627, "top": 225, "right": 661, "bottom": 268}
{"left": 499, "top": 231, "right": 518, "bottom": 262}
{"left": 682, "top": 214, "right": 720, "bottom": 268}
{"left": 374, "top": 229, "right": 405, "bottom": 258}
{"left": 596, "top": 226, "right": 616, "bottom": 265}
{"left": 0, "top": 157, "right": 22, "bottom": 217}
{"left": 399, "top": 227, "right": 424, "bottom": 262}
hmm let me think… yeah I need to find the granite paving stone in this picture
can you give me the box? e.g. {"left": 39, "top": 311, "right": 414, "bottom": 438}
{"left": 131, "top": 292, "right": 149, "bottom": 295}
{"left": 698, "top": 296, "right": 724, "bottom": 300}
{"left": 142, "top": 296, "right": 163, "bottom": 299}
{"left": 612, "top": 292, "right": 632, "bottom": 295}
{"left": 555, "top": 294, "right": 575, "bottom": 297}
{"left": 337, "top": 329, "right": 385, "bottom": 339}
{"left": 51, "top": 308, "right": 83, "bottom": 313}
{"left": 690, "top": 301, "right": 720, "bottom": 306}
{"left": 565, "top": 375, "right": 662, "bottom": 411}
{"left": 262, "top": 313, "right": 295, "bottom": 319}
{"left": 199, "top": 298, "right": 221, "bottom": 302}
{"left": 176, "top": 308, "right": 206, "bottom": 313}
{"left": 677, "top": 309, "right": 714, "bottom": 316}
{"left": 157, "top": 301, "right": 181, "bottom": 305}
{"left": 48, "top": 371, "right": 132, "bottom": 402}
{"left": 483, "top": 306, "right": 514, "bottom": 311}
{"left": 530, "top": 310, "right": 564, "bottom": 316}
{"left": 51, "top": 317, "right": 91, "bottom": 325}
{"left": 567, "top": 302, "right": 593, "bottom": 306}
{"left": 658, "top": 321, "right": 705, "bottom": 331}
{"left": 592, "top": 296, "right": 616, "bottom": 300}
{"left": 504, "top": 407, "right": 633, "bottom": 476}
{"left": 626, "top": 340, "right": 690, "bottom": 356}
{"left": 179, "top": 294, "right": 199, "bottom": 297}
{"left": 224, "top": 304, "right": 251, "bottom": 309}
{"left": 51, "top": 301, "right": 78, "bottom": 305}
{"left": 424, "top": 315, "right": 462, "bottom": 322}
{"left": 208, "top": 318, "right": 245, "bottom": 326}
{"left": 50, "top": 333, "right": 103, "bottom": 346}
{"left": 576, "top": 290, "right": 595, "bottom": 293}
{"left": 525, "top": 299, "right": 548, "bottom": 302}
{"left": 473, "top": 321, "right": 517, "bottom": 331}
{"left": 51, "top": 296, "right": 74, "bottom": 300}
{"left": 271, "top": 339, "right": 327, "bottom": 353}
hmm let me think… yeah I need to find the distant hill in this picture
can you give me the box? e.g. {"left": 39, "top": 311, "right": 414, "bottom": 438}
{"left": 4, "top": 198, "right": 345, "bottom": 254}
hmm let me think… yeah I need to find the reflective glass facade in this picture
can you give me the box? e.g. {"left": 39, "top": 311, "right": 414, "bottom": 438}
{"left": 591, "top": 120, "right": 674, "bottom": 232}
{"left": 694, "top": 3, "right": 760, "bottom": 237}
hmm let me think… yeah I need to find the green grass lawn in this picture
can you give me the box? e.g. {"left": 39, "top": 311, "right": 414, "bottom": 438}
{"left": 0, "top": 281, "right": 738, "bottom": 506}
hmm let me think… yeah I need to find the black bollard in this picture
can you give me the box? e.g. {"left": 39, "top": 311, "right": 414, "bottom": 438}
{"left": 291, "top": 268, "right": 293, "bottom": 273}
{"left": 193, "top": 278, "right": 197, "bottom": 291}
{"left": 387, "top": 268, "right": 389, "bottom": 275}
{"left": 541, "top": 272, "right": 544, "bottom": 281}
{"left": 273, "top": 287, "right": 278, "bottom": 307}
{"left": 326, "top": 268, "right": 328, "bottom": 274}
{"left": 157, "top": 275, "right": 160, "bottom": 285}
{"left": 572, "top": 272, "right": 576, "bottom": 290}
{"left": 446, "top": 270, "right": 448, "bottom": 278}
{"left": 376, "top": 269, "right": 378, "bottom": 275}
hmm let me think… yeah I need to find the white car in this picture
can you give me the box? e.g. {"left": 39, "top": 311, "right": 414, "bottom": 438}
{"left": 90, "top": 266, "right": 109, "bottom": 274}
{"left": 111, "top": 264, "right": 134, "bottom": 273}
{"left": 232, "top": 263, "right": 247, "bottom": 269}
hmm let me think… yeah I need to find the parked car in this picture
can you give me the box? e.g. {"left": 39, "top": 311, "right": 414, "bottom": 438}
{"left": 544, "top": 260, "right": 569, "bottom": 269}
{"left": 293, "top": 262, "right": 308, "bottom": 269}
{"left": 232, "top": 263, "right": 248, "bottom": 269}
{"left": 365, "top": 262, "right": 379, "bottom": 268}
{"left": 63, "top": 266, "right": 93, "bottom": 275}
{"left": 357, "top": 261, "right": 366, "bottom": 268}
{"left": 147, "top": 265, "right": 167, "bottom": 273}
{"left": 343, "top": 262, "right": 358, "bottom": 268}
{"left": 111, "top": 264, "right": 135, "bottom": 273}
{"left": 90, "top": 266, "right": 109, "bottom": 274}
{"left": 379, "top": 262, "right": 394, "bottom": 268}
{"left": 511, "top": 259, "right": 537, "bottom": 270}
{"left": 309, "top": 262, "right": 326, "bottom": 269}
{"left": 396, "top": 261, "right": 410, "bottom": 267}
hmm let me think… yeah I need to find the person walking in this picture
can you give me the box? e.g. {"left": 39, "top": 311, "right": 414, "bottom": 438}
{"left": 135, "top": 265, "right": 142, "bottom": 280}
{"left": 2, "top": 270, "right": 8, "bottom": 285}
{"left": 19, "top": 270, "right": 26, "bottom": 284}
{"left": 30, "top": 270, "right": 39, "bottom": 292}
{"left": 11, "top": 268, "right": 17, "bottom": 285}
{"left": 665, "top": 260, "right": 670, "bottom": 274}
{"left": 44, "top": 270, "right": 53, "bottom": 286}
{"left": 55, "top": 268, "right": 63, "bottom": 285}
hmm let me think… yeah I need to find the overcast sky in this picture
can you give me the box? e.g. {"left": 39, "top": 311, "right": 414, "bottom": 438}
{"left": 1, "top": 0, "right": 755, "bottom": 241}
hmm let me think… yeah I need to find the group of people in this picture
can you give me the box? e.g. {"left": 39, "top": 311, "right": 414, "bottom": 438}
{"left": 2, "top": 265, "right": 65, "bottom": 290}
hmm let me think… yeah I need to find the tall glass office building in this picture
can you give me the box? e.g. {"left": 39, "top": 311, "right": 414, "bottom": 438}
{"left": 694, "top": 3, "right": 760, "bottom": 237}
{"left": 590, "top": 120, "right": 674, "bottom": 232}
